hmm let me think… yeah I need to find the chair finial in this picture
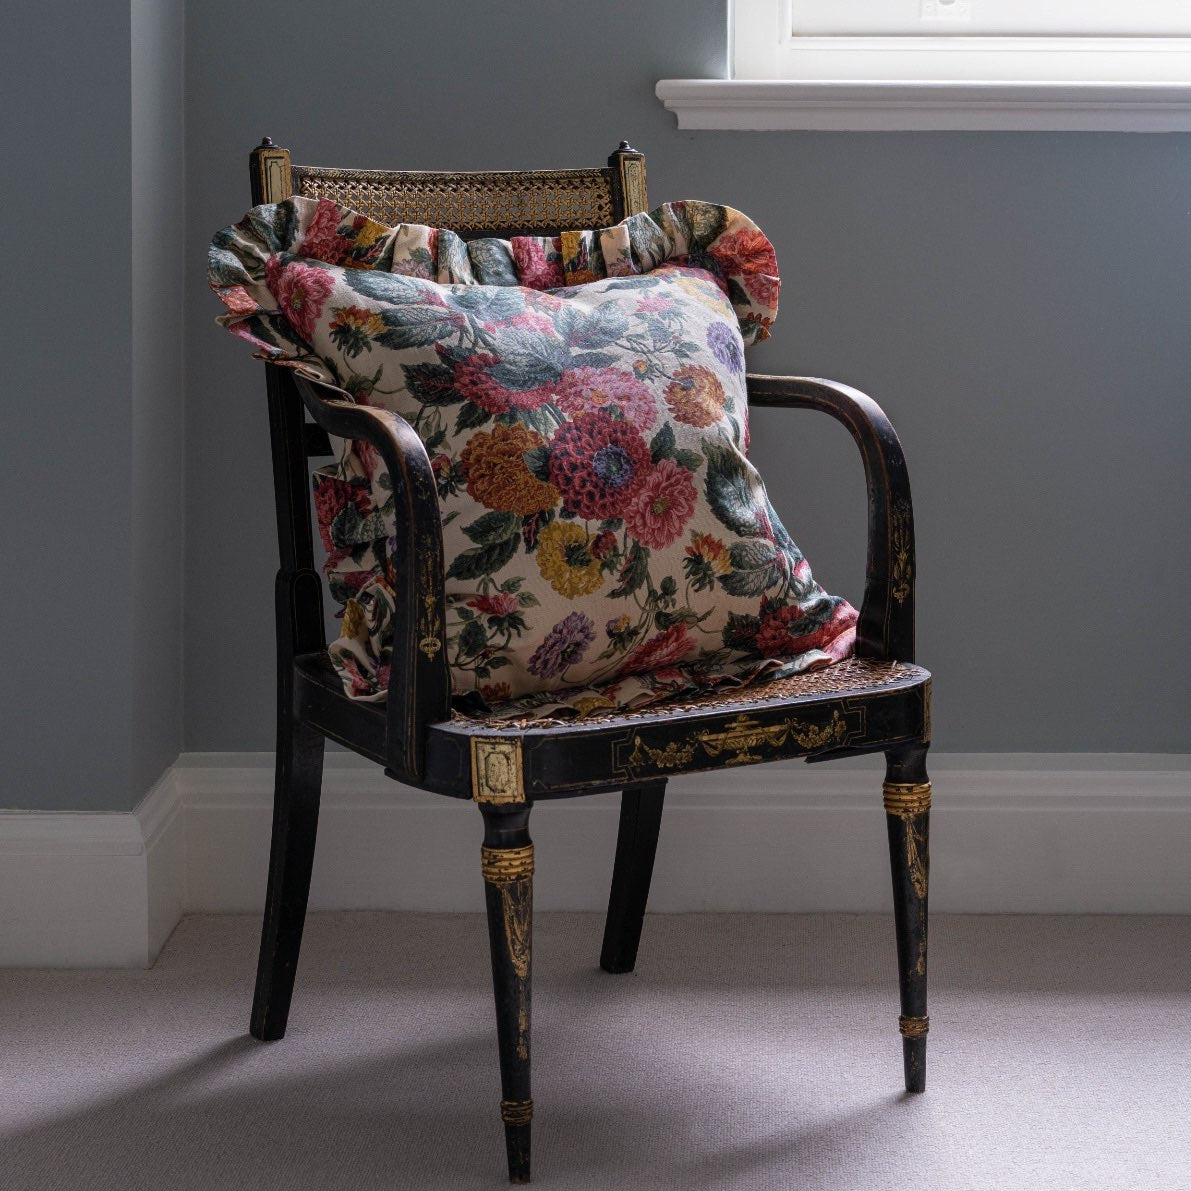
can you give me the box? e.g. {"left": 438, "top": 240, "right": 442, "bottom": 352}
{"left": 617, "top": 140, "right": 637, "bottom": 153}
{"left": 259, "top": 136, "right": 275, "bottom": 147}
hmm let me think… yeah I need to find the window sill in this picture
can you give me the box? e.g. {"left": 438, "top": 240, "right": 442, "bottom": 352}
{"left": 655, "top": 79, "right": 1191, "bottom": 132}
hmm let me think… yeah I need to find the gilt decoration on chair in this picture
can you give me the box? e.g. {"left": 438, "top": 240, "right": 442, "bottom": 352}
{"left": 210, "top": 197, "right": 857, "bottom": 715}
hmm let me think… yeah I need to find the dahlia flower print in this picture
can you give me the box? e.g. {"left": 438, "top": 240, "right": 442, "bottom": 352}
{"left": 528, "top": 611, "right": 596, "bottom": 679}
{"left": 553, "top": 367, "right": 657, "bottom": 430}
{"left": 535, "top": 521, "right": 604, "bottom": 598}
{"left": 624, "top": 458, "right": 698, "bottom": 550}
{"left": 549, "top": 412, "right": 652, "bottom": 520}
{"left": 619, "top": 623, "right": 696, "bottom": 676}
{"left": 264, "top": 256, "right": 334, "bottom": 342}
{"left": 707, "top": 321, "right": 745, "bottom": 374}
{"left": 461, "top": 424, "right": 558, "bottom": 516}
{"left": 210, "top": 193, "right": 861, "bottom": 717}
{"left": 664, "top": 365, "right": 727, "bottom": 428}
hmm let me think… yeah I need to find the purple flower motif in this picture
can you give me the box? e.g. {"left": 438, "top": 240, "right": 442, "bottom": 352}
{"left": 706, "top": 320, "right": 744, "bottom": 374}
{"left": 527, "top": 611, "right": 596, "bottom": 679}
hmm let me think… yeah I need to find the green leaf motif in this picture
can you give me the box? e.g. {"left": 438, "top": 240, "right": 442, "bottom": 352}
{"left": 610, "top": 542, "right": 649, "bottom": 599}
{"left": 719, "top": 539, "right": 782, "bottom": 598}
{"left": 454, "top": 402, "right": 492, "bottom": 435}
{"left": 462, "top": 510, "right": 522, "bottom": 546}
{"left": 344, "top": 269, "right": 427, "bottom": 304}
{"left": 682, "top": 200, "right": 728, "bottom": 250}
{"left": 448, "top": 287, "right": 524, "bottom": 321}
{"left": 376, "top": 305, "right": 461, "bottom": 351}
{"left": 459, "top": 618, "right": 488, "bottom": 657}
{"left": 726, "top": 278, "right": 750, "bottom": 309}
{"left": 523, "top": 445, "right": 552, "bottom": 484}
{"left": 569, "top": 303, "right": 630, "bottom": 351}
{"left": 722, "top": 611, "right": 761, "bottom": 653}
{"left": 402, "top": 362, "right": 460, "bottom": 405}
{"left": 702, "top": 440, "right": 763, "bottom": 537}
{"left": 673, "top": 448, "right": 703, "bottom": 473}
{"left": 446, "top": 534, "right": 520, "bottom": 581}
{"left": 485, "top": 331, "right": 570, "bottom": 391}
{"left": 649, "top": 422, "right": 676, "bottom": 464}
{"left": 570, "top": 351, "right": 619, "bottom": 370}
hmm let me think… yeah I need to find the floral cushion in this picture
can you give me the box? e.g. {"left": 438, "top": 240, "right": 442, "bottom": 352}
{"left": 209, "top": 196, "right": 857, "bottom": 717}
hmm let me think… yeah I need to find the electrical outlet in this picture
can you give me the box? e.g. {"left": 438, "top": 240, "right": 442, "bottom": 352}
{"left": 921, "top": 0, "right": 971, "bottom": 20}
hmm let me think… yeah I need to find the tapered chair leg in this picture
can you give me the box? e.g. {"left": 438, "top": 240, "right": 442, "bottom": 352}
{"left": 250, "top": 718, "right": 325, "bottom": 1041}
{"left": 883, "top": 743, "right": 931, "bottom": 1092}
{"left": 600, "top": 781, "right": 666, "bottom": 974}
{"left": 479, "top": 803, "right": 534, "bottom": 1184}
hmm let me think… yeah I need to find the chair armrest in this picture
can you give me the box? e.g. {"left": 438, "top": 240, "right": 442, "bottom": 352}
{"left": 293, "top": 375, "right": 452, "bottom": 783}
{"left": 746, "top": 374, "right": 916, "bottom": 663}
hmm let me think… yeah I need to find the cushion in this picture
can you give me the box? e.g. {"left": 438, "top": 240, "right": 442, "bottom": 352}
{"left": 209, "top": 196, "right": 857, "bottom": 717}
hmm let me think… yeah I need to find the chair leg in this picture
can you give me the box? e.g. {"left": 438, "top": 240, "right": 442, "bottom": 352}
{"left": 479, "top": 803, "right": 534, "bottom": 1184}
{"left": 249, "top": 718, "right": 325, "bottom": 1041}
{"left": 883, "top": 743, "right": 931, "bottom": 1093}
{"left": 600, "top": 781, "right": 666, "bottom": 974}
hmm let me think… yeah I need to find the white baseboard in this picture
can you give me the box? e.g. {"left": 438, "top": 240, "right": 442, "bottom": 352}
{"left": 2, "top": 752, "right": 1189, "bottom": 967}
{"left": 0, "top": 768, "right": 186, "bottom": 968}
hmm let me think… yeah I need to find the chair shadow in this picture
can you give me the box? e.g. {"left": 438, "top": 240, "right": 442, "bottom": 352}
{"left": 3, "top": 1023, "right": 933, "bottom": 1191}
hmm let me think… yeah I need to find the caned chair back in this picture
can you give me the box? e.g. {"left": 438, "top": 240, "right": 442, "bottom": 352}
{"left": 249, "top": 138, "right": 648, "bottom": 238}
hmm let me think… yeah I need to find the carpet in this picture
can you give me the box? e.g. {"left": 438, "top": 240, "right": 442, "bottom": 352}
{"left": 2, "top": 913, "right": 1188, "bottom": 1190}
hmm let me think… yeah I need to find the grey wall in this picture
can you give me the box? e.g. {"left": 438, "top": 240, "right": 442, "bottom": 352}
{"left": 185, "top": 0, "right": 1191, "bottom": 756}
{"left": 0, "top": 1, "right": 184, "bottom": 811}
{"left": 132, "top": 0, "right": 186, "bottom": 798}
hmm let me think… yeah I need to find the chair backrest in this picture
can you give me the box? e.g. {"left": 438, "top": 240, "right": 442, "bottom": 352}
{"left": 248, "top": 138, "right": 649, "bottom": 664}
{"left": 249, "top": 137, "right": 648, "bottom": 238}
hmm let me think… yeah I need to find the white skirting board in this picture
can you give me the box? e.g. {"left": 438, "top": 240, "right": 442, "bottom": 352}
{"left": 1, "top": 751, "right": 1188, "bottom": 967}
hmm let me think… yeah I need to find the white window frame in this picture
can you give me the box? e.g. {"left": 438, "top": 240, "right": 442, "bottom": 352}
{"left": 656, "top": 0, "right": 1191, "bottom": 131}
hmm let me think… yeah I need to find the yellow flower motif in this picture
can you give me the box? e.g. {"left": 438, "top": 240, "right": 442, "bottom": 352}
{"left": 687, "top": 532, "right": 731, "bottom": 575}
{"left": 353, "top": 219, "right": 387, "bottom": 253}
{"left": 536, "top": 520, "right": 604, "bottom": 599}
{"left": 572, "top": 694, "right": 617, "bottom": 716}
{"left": 340, "top": 597, "right": 366, "bottom": 641}
{"left": 673, "top": 271, "right": 735, "bottom": 317}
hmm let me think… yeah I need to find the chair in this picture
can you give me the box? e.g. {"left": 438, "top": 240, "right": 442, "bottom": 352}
{"left": 245, "top": 136, "right": 932, "bottom": 1184}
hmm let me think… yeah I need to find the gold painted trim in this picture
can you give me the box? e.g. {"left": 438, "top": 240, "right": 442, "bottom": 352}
{"left": 890, "top": 498, "right": 913, "bottom": 605}
{"left": 899, "top": 1014, "right": 929, "bottom": 1039}
{"left": 619, "top": 156, "right": 648, "bottom": 215}
{"left": 500, "top": 1098, "right": 534, "bottom": 1126}
{"left": 627, "top": 736, "right": 697, "bottom": 770}
{"left": 481, "top": 843, "right": 535, "bottom": 884}
{"left": 471, "top": 738, "right": 525, "bottom": 804}
{"left": 883, "top": 782, "right": 932, "bottom": 816}
{"left": 256, "top": 149, "right": 292, "bottom": 204}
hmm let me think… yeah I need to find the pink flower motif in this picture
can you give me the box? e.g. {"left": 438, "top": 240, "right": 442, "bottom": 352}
{"left": 218, "top": 285, "right": 258, "bottom": 316}
{"left": 635, "top": 293, "right": 673, "bottom": 313}
{"left": 554, "top": 367, "right": 657, "bottom": 430}
{"left": 619, "top": 623, "right": 696, "bottom": 676}
{"left": 743, "top": 272, "right": 779, "bottom": 310}
{"left": 452, "top": 353, "right": 554, "bottom": 415}
{"left": 265, "top": 256, "right": 335, "bottom": 342}
{"left": 301, "top": 199, "right": 353, "bottom": 264}
{"left": 511, "top": 236, "right": 565, "bottom": 290}
{"left": 623, "top": 458, "right": 697, "bottom": 550}
{"left": 468, "top": 592, "right": 520, "bottom": 617}
{"left": 507, "top": 310, "right": 556, "bottom": 335}
{"left": 708, "top": 227, "right": 778, "bottom": 288}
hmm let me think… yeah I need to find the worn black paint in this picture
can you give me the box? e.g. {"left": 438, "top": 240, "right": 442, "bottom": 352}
{"left": 246, "top": 140, "right": 932, "bottom": 1183}
{"left": 601, "top": 782, "right": 667, "bottom": 974}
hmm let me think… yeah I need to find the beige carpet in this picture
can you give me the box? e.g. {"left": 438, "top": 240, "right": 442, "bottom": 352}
{"left": 2, "top": 913, "right": 1189, "bottom": 1190}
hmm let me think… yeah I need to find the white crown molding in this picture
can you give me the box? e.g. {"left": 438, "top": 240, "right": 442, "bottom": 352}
{"left": 2, "top": 752, "right": 1189, "bottom": 967}
{"left": 656, "top": 79, "right": 1191, "bottom": 132}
